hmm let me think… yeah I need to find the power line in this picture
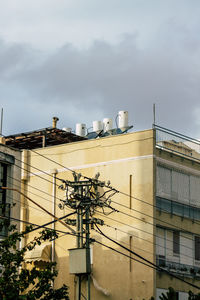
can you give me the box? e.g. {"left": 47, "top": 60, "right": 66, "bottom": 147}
{"left": 5, "top": 133, "right": 200, "bottom": 228}
{"left": 6, "top": 186, "right": 196, "bottom": 262}
{"left": 109, "top": 200, "right": 200, "bottom": 247}
{"left": 104, "top": 222, "right": 196, "bottom": 262}
{"left": 7, "top": 173, "right": 71, "bottom": 212}
{"left": 12, "top": 151, "right": 198, "bottom": 254}
{"left": 8, "top": 145, "right": 200, "bottom": 234}
{"left": 1, "top": 186, "right": 75, "bottom": 233}
{"left": 5, "top": 189, "right": 197, "bottom": 263}
{"left": 12, "top": 155, "right": 62, "bottom": 188}
{"left": 95, "top": 211, "right": 196, "bottom": 254}
{"left": 14, "top": 149, "right": 200, "bottom": 248}
{"left": 29, "top": 148, "right": 200, "bottom": 232}
{"left": 112, "top": 198, "right": 200, "bottom": 228}
{"left": 0, "top": 213, "right": 158, "bottom": 272}
{"left": 95, "top": 225, "right": 200, "bottom": 290}
{"left": 0, "top": 213, "right": 74, "bottom": 236}
{"left": 7, "top": 150, "right": 198, "bottom": 256}
{"left": 11, "top": 156, "right": 200, "bottom": 248}
{"left": 4, "top": 141, "right": 200, "bottom": 285}
{"left": 1, "top": 199, "right": 199, "bottom": 291}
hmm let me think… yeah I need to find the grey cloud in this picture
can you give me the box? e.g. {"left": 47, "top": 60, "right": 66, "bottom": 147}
{"left": 1, "top": 21, "right": 200, "bottom": 136}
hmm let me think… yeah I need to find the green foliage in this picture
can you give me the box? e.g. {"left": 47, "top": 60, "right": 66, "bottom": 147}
{"left": 157, "top": 288, "right": 200, "bottom": 300}
{"left": 0, "top": 221, "right": 69, "bottom": 300}
{"left": 159, "top": 287, "right": 177, "bottom": 300}
{"left": 188, "top": 291, "right": 200, "bottom": 300}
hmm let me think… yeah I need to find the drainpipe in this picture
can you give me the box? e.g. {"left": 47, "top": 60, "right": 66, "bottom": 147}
{"left": 50, "top": 168, "right": 58, "bottom": 286}
{"left": 20, "top": 150, "right": 29, "bottom": 249}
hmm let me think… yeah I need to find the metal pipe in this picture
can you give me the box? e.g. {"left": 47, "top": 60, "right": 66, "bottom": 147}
{"left": 52, "top": 117, "right": 59, "bottom": 128}
{"left": 51, "top": 169, "right": 58, "bottom": 281}
{"left": 0, "top": 108, "right": 3, "bottom": 136}
{"left": 86, "top": 205, "right": 91, "bottom": 300}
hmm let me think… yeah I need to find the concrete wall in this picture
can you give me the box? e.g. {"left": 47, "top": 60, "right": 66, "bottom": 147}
{"left": 25, "top": 129, "right": 156, "bottom": 300}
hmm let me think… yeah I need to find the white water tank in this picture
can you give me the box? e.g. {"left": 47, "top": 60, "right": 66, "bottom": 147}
{"left": 62, "top": 127, "right": 72, "bottom": 133}
{"left": 103, "top": 118, "right": 113, "bottom": 132}
{"left": 118, "top": 111, "right": 128, "bottom": 129}
{"left": 76, "top": 123, "right": 86, "bottom": 136}
{"left": 93, "top": 121, "right": 103, "bottom": 132}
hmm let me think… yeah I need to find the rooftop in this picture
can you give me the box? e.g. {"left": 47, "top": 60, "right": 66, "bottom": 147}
{"left": 4, "top": 127, "right": 86, "bottom": 150}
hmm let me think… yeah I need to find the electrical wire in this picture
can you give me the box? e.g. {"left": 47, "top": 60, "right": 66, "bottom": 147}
{"left": 1, "top": 186, "right": 75, "bottom": 233}
{"left": 0, "top": 213, "right": 73, "bottom": 236}
{"left": 3, "top": 151, "right": 197, "bottom": 258}
{"left": 1, "top": 202, "right": 199, "bottom": 291}
{"left": 6, "top": 142, "right": 200, "bottom": 233}
{"left": 95, "top": 224, "right": 200, "bottom": 290}
{"left": 9, "top": 152, "right": 199, "bottom": 255}
{"left": 5, "top": 185, "right": 198, "bottom": 263}
{"left": 95, "top": 210, "right": 196, "bottom": 254}
{"left": 3, "top": 135, "right": 200, "bottom": 286}
{"left": 104, "top": 223, "right": 196, "bottom": 262}
{"left": 28, "top": 148, "right": 200, "bottom": 231}
{"left": 5, "top": 189, "right": 197, "bottom": 262}
{"left": 12, "top": 155, "right": 63, "bottom": 188}
{"left": 11, "top": 152, "right": 200, "bottom": 240}
{"left": 108, "top": 199, "right": 200, "bottom": 247}
{"left": 7, "top": 173, "right": 68, "bottom": 210}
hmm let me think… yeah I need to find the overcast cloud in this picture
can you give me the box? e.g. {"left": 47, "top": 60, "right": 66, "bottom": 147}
{"left": 0, "top": 0, "right": 200, "bottom": 137}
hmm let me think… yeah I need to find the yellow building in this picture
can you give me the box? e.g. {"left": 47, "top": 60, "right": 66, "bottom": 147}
{"left": 4, "top": 122, "right": 200, "bottom": 299}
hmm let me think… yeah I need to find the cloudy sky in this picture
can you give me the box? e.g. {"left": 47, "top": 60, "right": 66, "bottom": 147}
{"left": 1, "top": 0, "right": 200, "bottom": 137}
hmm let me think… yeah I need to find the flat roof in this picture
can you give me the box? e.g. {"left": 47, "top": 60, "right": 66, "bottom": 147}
{"left": 5, "top": 127, "right": 86, "bottom": 150}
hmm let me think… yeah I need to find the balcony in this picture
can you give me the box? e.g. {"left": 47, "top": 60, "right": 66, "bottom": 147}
{"left": 156, "top": 197, "right": 200, "bottom": 221}
{"left": 156, "top": 256, "right": 200, "bottom": 278}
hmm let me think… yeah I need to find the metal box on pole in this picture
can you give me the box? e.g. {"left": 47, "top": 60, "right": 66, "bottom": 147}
{"left": 69, "top": 248, "right": 91, "bottom": 274}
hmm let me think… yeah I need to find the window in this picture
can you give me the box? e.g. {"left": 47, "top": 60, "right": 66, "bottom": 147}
{"left": 156, "top": 197, "right": 200, "bottom": 221}
{"left": 173, "top": 231, "right": 180, "bottom": 255}
{"left": 156, "top": 165, "right": 200, "bottom": 209}
{"left": 195, "top": 236, "right": 200, "bottom": 261}
{"left": 0, "top": 163, "right": 10, "bottom": 238}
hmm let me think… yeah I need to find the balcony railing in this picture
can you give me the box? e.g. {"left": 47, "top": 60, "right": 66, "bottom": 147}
{"left": 154, "top": 124, "right": 200, "bottom": 162}
{"left": 156, "top": 197, "right": 200, "bottom": 221}
{"left": 156, "top": 256, "right": 200, "bottom": 278}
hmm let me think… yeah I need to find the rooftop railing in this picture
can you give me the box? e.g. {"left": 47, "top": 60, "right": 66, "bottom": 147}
{"left": 154, "top": 124, "right": 200, "bottom": 162}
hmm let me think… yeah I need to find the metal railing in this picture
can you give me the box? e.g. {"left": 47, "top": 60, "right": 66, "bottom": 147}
{"left": 156, "top": 256, "right": 200, "bottom": 278}
{"left": 156, "top": 197, "right": 200, "bottom": 221}
{"left": 154, "top": 124, "right": 200, "bottom": 162}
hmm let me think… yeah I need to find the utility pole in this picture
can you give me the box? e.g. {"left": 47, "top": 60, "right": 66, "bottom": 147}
{"left": 58, "top": 172, "right": 117, "bottom": 300}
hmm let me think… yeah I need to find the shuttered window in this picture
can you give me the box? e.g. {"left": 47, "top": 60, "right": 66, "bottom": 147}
{"left": 195, "top": 236, "right": 200, "bottom": 261}
{"left": 157, "top": 165, "right": 200, "bottom": 208}
{"left": 173, "top": 231, "right": 180, "bottom": 255}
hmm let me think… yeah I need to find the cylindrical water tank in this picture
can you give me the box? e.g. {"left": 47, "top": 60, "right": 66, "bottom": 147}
{"left": 76, "top": 123, "right": 86, "bottom": 136}
{"left": 118, "top": 111, "right": 128, "bottom": 129}
{"left": 62, "top": 127, "right": 72, "bottom": 133}
{"left": 93, "top": 121, "right": 103, "bottom": 132}
{"left": 103, "top": 118, "right": 113, "bottom": 132}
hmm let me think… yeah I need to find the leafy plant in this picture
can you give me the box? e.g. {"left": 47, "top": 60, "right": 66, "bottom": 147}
{"left": 0, "top": 220, "right": 69, "bottom": 299}
{"left": 159, "top": 287, "right": 177, "bottom": 300}
{"left": 188, "top": 291, "right": 200, "bottom": 300}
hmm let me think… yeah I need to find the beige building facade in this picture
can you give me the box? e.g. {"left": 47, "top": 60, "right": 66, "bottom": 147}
{"left": 4, "top": 125, "right": 200, "bottom": 299}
